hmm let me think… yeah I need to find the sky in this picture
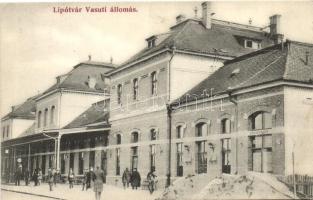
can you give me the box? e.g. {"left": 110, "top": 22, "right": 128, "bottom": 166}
{"left": 1, "top": 1, "right": 313, "bottom": 116}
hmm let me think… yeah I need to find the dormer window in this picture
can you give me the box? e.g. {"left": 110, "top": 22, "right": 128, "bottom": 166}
{"left": 148, "top": 39, "right": 155, "bottom": 48}
{"left": 244, "top": 39, "right": 261, "bottom": 49}
{"left": 146, "top": 36, "right": 157, "bottom": 48}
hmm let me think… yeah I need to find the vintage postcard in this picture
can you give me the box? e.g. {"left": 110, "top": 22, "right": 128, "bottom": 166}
{"left": 1, "top": 1, "right": 313, "bottom": 200}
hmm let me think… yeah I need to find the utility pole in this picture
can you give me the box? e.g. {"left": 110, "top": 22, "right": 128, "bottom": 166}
{"left": 292, "top": 150, "right": 296, "bottom": 199}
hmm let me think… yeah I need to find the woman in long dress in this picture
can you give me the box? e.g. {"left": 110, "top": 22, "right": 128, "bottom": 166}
{"left": 92, "top": 166, "right": 105, "bottom": 200}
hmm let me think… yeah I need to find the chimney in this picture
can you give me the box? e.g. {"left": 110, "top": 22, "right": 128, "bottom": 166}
{"left": 269, "top": 14, "right": 283, "bottom": 44}
{"left": 176, "top": 14, "right": 186, "bottom": 24}
{"left": 202, "top": 1, "right": 212, "bottom": 29}
{"left": 11, "top": 106, "right": 15, "bottom": 112}
{"left": 88, "top": 55, "right": 91, "bottom": 61}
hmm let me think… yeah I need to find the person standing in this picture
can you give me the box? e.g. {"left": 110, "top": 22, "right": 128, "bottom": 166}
{"left": 130, "top": 168, "right": 141, "bottom": 190}
{"left": 53, "top": 168, "right": 57, "bottom": 187}
{"left": 37, "top": 169, "right": 42, "bottom": 186}
{"left": 122, "top": 168, "right": 131, "bottom": 189}
{"left": 68, "top": 168, "right": 75, "bottom": 189}
{"left": 82, "top": 169, "right": 88, "bottom": 191}
{"left": 48, "top": 168, "right": 54, "bottom": 191}
{"left": 15, "top": 166, "right": 22, "bottom": 186}
{"left": 92, "top": 166, "right": 105, "bottom": 200}
{"left": 24, "top": 169, "right": 30, "bottom": 186}
{"left": 147, "top": 168, "right": 157, "bottom": 194}
{"left": 33, "top": 169, "right": 38, "bottom": 186}
{"left": 86, "top": 167, "right": 93, "bottom": 190}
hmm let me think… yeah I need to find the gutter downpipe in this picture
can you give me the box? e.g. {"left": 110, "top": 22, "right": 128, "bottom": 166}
{"left": 228, "top": 89, "right": 238, "bottom": 174}
{"left": 166, "top": 46, "right": 176, "bottom": 187}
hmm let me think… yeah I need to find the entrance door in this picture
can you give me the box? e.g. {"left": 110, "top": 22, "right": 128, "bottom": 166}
{"left": 196, "top": 141, "right": 207, "bottom": 174}
{"left": 221, "top": 138, "right": 231, "bottom": 174}
{"left": 251, "top": 135, "right": 273, "bottom": 173}
{"left": 101, "top": 151, "right": 107, "bottom": 183}
{"left": 41, "top": 156, "right": 46, "bottom": 175}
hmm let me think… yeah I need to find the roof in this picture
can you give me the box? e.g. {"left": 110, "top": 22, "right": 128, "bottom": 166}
{"left": 1, "top": 95, "right": 39, "bottom": 120}
{"left": 111, "top": 18, "right": 274, "bottom": 74}
{"left": 39, "top": 61, "right": 116, "bottom": 98}
{"left": 177, "top": 40, "right": 313, "bottom": 104}
{"left": 63, "top": 100, "right": 109, "bottom": 129}
{"left": 18, "top": 123, "right": 35, "bottom": 137}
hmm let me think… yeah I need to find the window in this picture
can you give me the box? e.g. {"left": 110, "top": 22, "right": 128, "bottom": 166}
{"left": 250, "top": 135, "right": 273, "bottom": 173}
{"left": 89, "top": 151, "right": 95, "bottom": 168}
{"left": 60, "top": 154, "right": 65, "bottom": 174}
{"left": 116, "top": 134, "right": 121, "bottom": 145}
{"left": 222, "top": 138, "right": 231, "bottom": 174}
{"left": 221, "top": 119, "right": 231, "bottom": 134}
{"left": 117, "top": 84, "right": 122, "bottom": 105}
{"left": 131, "top": 146, "right": 138, "bottom": 171}
{"left": 245, "top": 39, "right": 261, "bottom": 50}
{"left": 249, "top": 111, "right": 272, "bottom": 130}
{"left": 196, "top": 141, "right": 207, "bottom": 174}
{"left": 37, "top": 111, "right": 42, "bottom": 128}
{"left": 196, "top": 122, "right": 208, "bottom": 137}
{"left": 246, "top": 40, "right": 253, "bottom": 48}
{"left": 50, "top": 106, "right": 55, "bottom": 125}
{"left": 150, "top": 129, "right": 157, "bottom": 140}
{"left": 150, "top": 145, "right": 156, "bottom": 172}
{"left": 116, "top": 148, "right": 120, "bottom": 175}
{"left": 150, "top": 129, "right": 157, "bottom": 171}
{"left": 2, "top": 127, "right": 5, "bottom": 138}
{"left": 177, "top": 125, "right": 184, "bottom": 139}
{"left": 6, "top": 126, "right": 9, "bottom": 138}
{"left": 148, "top": 39, "right": 156, "bottom": 48}
{"left": 133, "top": 78, "right": 139, "bottom": 100}
{"left": 69, "top": 153, "right": 74, "bottom": 170}
{"left": 177, "top": 143, "right": 183, "bottom": 176}
{"left": 131, "top": 132, "right": 139, "bottom": 143}
{"left": 44, "top": 108, "right": 48, "bottom": 127}
{"left": 151, "top": 72, "right": 157, "bottom": 95}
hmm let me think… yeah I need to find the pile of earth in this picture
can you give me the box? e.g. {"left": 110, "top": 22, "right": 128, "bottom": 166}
{"left": 157, "top": 172, "right": 295, "bottom": 200}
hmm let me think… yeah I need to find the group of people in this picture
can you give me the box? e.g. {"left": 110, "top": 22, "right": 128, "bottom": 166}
{"left": 122, "top": 168, "right": 141, "bottom": 190}
{"left": 46, "top": 168, "right": 61, "bottom": 191}
{"left": 12, "top": 165, "right": 157, "bottom": 198}
{"left": 122, "top": 168, "right": 157, "bottom": 194}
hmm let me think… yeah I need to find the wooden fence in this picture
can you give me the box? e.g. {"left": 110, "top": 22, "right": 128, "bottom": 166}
{"left": 277, "top": 174, "right": 313, "bottom": 199}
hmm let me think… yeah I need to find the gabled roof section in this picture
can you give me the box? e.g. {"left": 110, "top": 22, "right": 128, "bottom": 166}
{"left": 177, "top": 41, "right": 313, "bottom": 104}
{"left": 39, "top": 61, "right": 116, "bottom": 98}
{"left": 1, "top": 95, "right": 38, "bottom": 120}
{"left": 110, "top": 18, "right": 274, "bottom": 75}
{"left": 18, "top": 123, "right": 35, "bottom": 137}
{"left": 63, "top": 100, "right": 109, "bottom": 129}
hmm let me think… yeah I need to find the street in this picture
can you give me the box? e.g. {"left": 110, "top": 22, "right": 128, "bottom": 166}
{"left": 1, "top": 190, "right": 55, "bottom": 200}
{"left": 1, "top": 182, "right": 162, "bottom": 200}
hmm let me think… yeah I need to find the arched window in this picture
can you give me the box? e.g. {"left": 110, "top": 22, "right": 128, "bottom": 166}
{"left": 130, "top": 131, "right": 139, "bottom": 171}
{"left": 117, "top": 84, "right": 122, "bottom": 105}
{"left": 44, "top": 108, "right": 48, "bottom": 127}
{"left": 151, "top": 71, "right": 157, "bottom": 95}
{"left": 195, "top": 123, "right": 207, "bottom": 137}
{"left": 37, "top": 111, "right": 42, "bottom": 128}
{"left": 177, "top": 125, "right": 184, "bottom": 139}
{"left": 249, "top": 111, "right": 272, "bottom": 130}
{"left": 150, "top": 129, "right": 157, "bottom": 171}
{"left": 50, "top": 106, "right": 55, "bottom": 125}
{"left": 116, "top": 134, "right": 121, "bottom": 145}
{"left": 150, "top": 129, "right": 157, "bottom": 140}
{"left": 221, "top": 119, "right": 231, "bottom": 134}
{"left": 131, "top": 132, "right": 139, "bottom": 143}
{"left": 133, "top": 78, "right": 139, "bottom": 100}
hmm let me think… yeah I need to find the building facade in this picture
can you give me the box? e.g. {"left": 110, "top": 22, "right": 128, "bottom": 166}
{"left": 1, "top": 2, "right": 313, "bottom": 190}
